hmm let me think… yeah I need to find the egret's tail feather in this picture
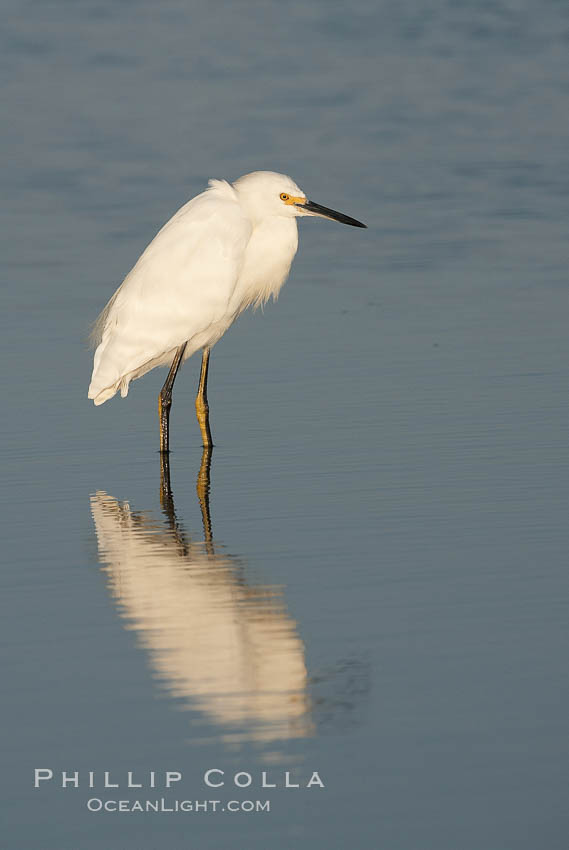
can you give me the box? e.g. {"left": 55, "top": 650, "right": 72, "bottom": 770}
{"left": 89, "top": 384, "right": 117, "bottom": 405}
{"left": 89, "top": 376, "right": 131, "bottom": 405}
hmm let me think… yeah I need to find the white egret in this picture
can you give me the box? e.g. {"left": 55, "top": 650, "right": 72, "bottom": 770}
{"left": 88, "top": 170, "right": 366, "bottom": 450}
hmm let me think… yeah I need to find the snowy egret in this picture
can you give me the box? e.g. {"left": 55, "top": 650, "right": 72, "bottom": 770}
{"left": 88, "top": 170, "right": 366, "bottom": 450}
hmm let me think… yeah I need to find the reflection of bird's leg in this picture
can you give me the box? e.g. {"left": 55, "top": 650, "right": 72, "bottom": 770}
{"left": 159, "top": 449, "right": 173, "bottom": 514}
{"left": 159, "top": 441, "right": 189, "bottom": 551}
{"left": 162, "top": 444, "right": 213, "bottom": 552}
{"left": 159, "top": 342, "right": 188, "bottom": 453}
{"left": 195, "top": 347, "right": 213, "bottom": 448}
{"left": 196, "top": 445, "right": 213, "bottom": 551}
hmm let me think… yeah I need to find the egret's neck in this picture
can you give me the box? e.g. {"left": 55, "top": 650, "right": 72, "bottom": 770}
{"left": 233, "top": 216, "right": 299, "bottom": 311}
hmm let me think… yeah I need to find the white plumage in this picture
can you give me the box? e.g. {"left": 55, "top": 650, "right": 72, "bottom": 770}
{"left": 88, "top": 170, "right": 365, "bottom": 447}
{"left": 89, "top": 172, "right": 302, "bottom": 405}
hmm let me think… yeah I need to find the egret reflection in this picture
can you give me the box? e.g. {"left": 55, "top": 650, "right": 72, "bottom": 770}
{"left": 90, "top": 449, "right": 312, "bottom": 745}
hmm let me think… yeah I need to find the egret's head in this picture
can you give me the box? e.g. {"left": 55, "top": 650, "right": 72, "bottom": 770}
{"left": 233, "top": 171, "right": 366, "bottom": 228}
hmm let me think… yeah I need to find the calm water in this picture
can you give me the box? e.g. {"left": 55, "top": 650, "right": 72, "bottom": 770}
{"left": 2, "top": 0, "right": 569, "bottom": 847}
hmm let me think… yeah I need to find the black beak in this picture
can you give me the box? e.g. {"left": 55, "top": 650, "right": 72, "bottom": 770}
{"left": 298, "top": 199, "right": 367, "bottom": 228}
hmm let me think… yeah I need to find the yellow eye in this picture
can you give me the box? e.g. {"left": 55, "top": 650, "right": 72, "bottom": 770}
{"left": 280, "top": 193, "right": 289, "bottom": 201}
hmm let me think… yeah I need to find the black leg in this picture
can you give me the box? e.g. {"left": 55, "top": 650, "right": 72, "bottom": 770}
{"left": 159, "top": 342, "right": 187, "bottom": 453}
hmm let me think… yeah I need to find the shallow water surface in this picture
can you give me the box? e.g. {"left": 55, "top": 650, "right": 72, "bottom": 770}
{"left": 91, "top": 453, "right": 313, "bottom": 749}
{"left": 2, "top": 0, "right": 569, "bottom": 848}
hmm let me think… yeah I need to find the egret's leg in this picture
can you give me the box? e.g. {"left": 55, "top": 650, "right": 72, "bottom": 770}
{"left": 159, "top": 342, "right": 187, "bottom": 453}
{"left": 195, "top": 347, "right": 213, "bottom": 448}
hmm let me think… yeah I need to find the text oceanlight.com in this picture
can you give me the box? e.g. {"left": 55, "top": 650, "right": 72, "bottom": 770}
{"left": 86, "top": 798, "right": 270, "bottom": 813}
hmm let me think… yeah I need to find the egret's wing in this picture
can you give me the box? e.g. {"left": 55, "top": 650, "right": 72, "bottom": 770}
{"left": 89, "top": 182, "right": 251, "bottom": 404}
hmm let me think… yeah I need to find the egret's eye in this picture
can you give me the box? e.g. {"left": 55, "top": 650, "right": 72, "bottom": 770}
{"left": 280, "top": 193, "right": 290, "bottom": 202}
